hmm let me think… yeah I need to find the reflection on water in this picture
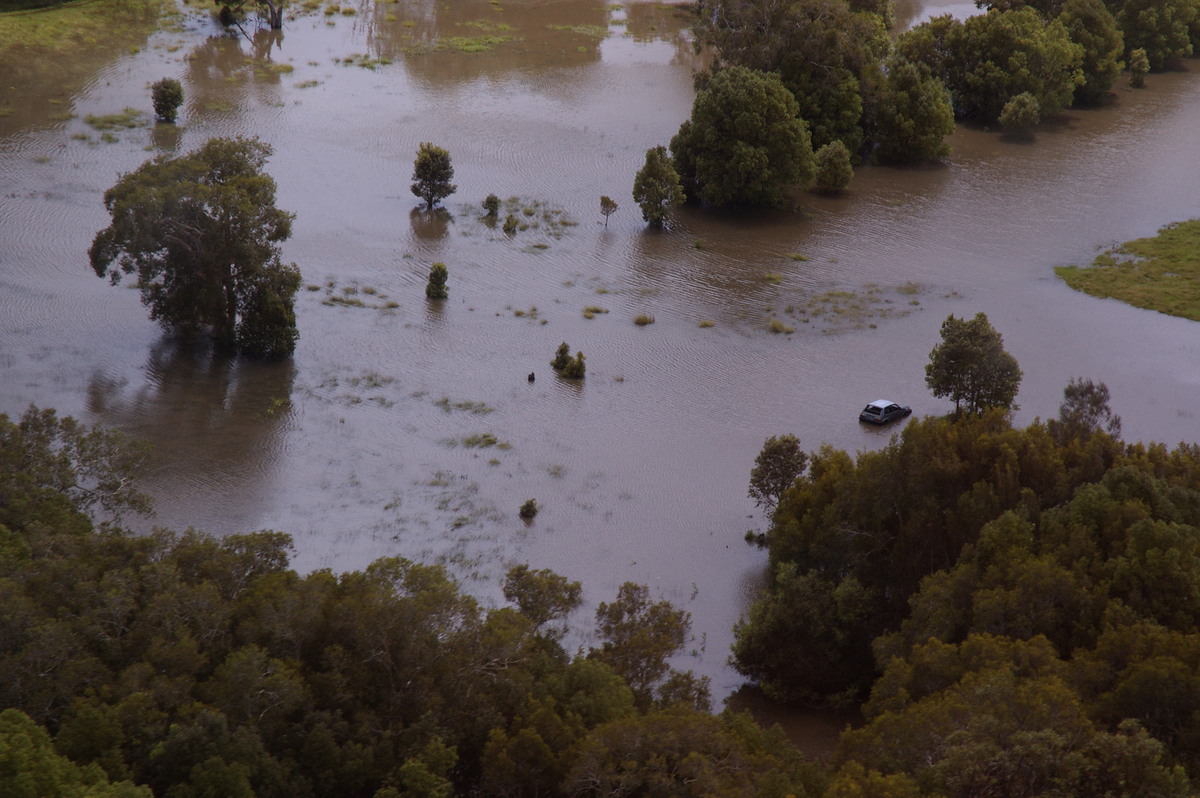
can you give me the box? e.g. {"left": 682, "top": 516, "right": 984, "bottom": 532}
{"left": 2, "top": 0, "right": 1200, "bottom": 707}
{"left": 85, "top": 341, "right": 296, "bottom": 531}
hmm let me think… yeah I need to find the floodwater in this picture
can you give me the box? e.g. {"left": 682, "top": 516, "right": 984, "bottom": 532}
{"left": 3, "top": 0, "right": 1200, "bottom": 712}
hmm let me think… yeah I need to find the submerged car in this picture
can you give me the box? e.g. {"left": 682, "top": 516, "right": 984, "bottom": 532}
{"left": 859, "top": 399, "right": 912, "bottom": 425}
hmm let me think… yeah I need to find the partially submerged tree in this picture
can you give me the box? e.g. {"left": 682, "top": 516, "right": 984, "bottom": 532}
{"left": 411, "top": 142, "right": 456, "bottom": 210}
{"left": 1128, "top": 47, "right": 1150, "bottom": 87}
{"left": 812, "top": 141, "right": 853, "bottom": 194}
{"left": 925, "top": 312, "right": 1022, "bottom": 414}
{"left": 600, "top": 195, "right": 618, "bottom": 227}
{"left": 748, "top": 434, "right": 808, "bottom": 510}
{"left": 150, "top": 78, "right": 183, "bottom": 124}
{"left": 1058, "top": 0, "right": 1124, "bottom": 105}
{"left": 999, "top": 91, "right": 1041, "bottom": 138}
{"left": 482, "top": 193, "right": 500, "bottom": 217}
{"left": 631, "top": 145, "right": 685, "bottom": 227}
{"left": 425, "top": 262, "right": 448, "bottom": 300}
{"left": 89, "top": 137, "right": 300, "bottom": 359}
{"left": 1051, "top": 377, "right": 1121, "bottom": 440}
{"left": 871, "top": 58, "right": 955, "bottom": 164}
{"left": 670, "top": 66, "right": 814, "bottom": 207}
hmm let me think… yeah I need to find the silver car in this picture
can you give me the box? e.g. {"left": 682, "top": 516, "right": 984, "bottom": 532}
{"left": 859, "top": 399, "right": 912, "bottom": 425}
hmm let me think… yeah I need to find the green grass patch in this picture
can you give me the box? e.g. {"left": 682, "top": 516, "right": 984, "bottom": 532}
{"left": 84, "top": 107, "right": 147, "bottom": 130}
{"left": 547, "top": 23, "right": 606, "bottom": 37}
{"left": 1056, "top": 219, "right": 1200, "bottom": 321}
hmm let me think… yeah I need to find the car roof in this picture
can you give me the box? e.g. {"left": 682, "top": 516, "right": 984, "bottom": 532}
{"left": 866, "top": 400, "right": 895, "bottom": 408}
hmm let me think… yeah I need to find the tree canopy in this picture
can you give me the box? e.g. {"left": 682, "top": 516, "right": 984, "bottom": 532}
{"left": 897, "top": 8, "right": 1083, "bottom": 123}
{"left": 0, "top": 405, "right": 830, "bottom": 797}
{"left": 670, "top": 66, "right": 814, "bottom": 207}
{"left": 631, "top": 145, "right": 685, "bottom": 226}
{"left": 89, "top": 137, "right": 300, "bottom": 359}
{"left": 925, "top": 312, "right": 1023, "bottom": 415}
{"left": 410, "top": 142, "right": 456, "bottom": 210}
{"left": 693, "top": 0, "right": 891, "bottom": 155}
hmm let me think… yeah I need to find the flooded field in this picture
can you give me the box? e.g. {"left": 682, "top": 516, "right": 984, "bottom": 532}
{"left": 2, "top": 0, "right": 1200, "bottom": 704}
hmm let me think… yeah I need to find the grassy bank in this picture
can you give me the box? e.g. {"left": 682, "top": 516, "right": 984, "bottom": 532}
{"left": 1056, "top": 219, "right": 1200, "bottom": 321}
{"left": 0, "top": 0, "right": 171, "bottom": 134}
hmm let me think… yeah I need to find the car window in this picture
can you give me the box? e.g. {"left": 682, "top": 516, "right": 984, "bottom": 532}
{"left": 886, "top": 405, "right": 899, "bottom": 412}
{"left": 864, "top": 406, "right": 880, "bottom": 414}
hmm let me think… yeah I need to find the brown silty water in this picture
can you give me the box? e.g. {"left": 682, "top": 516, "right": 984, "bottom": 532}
{"left": 2, "top": 0, "right": 1200, "bottom": 705}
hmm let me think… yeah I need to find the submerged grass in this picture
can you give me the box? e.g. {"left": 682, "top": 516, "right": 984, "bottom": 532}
{"left": 1056, "top": 219, "right": 1200, "bottom": 321}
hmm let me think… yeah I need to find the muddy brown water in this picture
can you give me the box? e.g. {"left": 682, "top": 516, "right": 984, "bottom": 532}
{"left": 3, "top": 0, "right": 1200, "bottom": 724}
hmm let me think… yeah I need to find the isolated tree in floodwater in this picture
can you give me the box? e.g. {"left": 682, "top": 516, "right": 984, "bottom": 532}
{"left": 411, "top": 142, "right": 456, "bottom": 210}
{"left": 89, "top": 137, "right": 300, "bottom": 359}
{"left": 925, "top": 312, "right": 1022, "bottom": 414}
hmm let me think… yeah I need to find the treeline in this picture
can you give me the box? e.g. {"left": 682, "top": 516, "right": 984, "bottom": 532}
{"left": 660, "top": 0, "right": 1199, "bottom": 205}
{"left": 735, "top": 401, "right": 1200, "bottom": 794}
{"left": 0, "top": 407, "right": 821, "bottom": 797}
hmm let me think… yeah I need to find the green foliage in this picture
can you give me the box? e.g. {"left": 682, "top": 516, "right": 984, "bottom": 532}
{"left": 150, "top": 77, "right": 183, "bottom": 124}
{"left": 550, "top": 341, "right": 572, "bottom": 372}
{"left": 89, "top": 137, "right": 300, "bottom": 358}
{"left": 0, "top": 405, "right": 151, "bottom": 532}
{"left": 925, "top": 312, "right": 1022, "bottom": 415}
{"left": 551, "top": 342, "right": 586, "bottom": 379}
{"left": 410, "top": 142, "right": 456, "bottom": 210}
{"left": 482, "top": 193, "right": 500, "bottom": 217}
{"left": 732, "top": 563, "right": 878, "bottom": 704}
{"left": 564, "top": 709, "right": 821, "bottom": 797}
{"left": 1056, "top": 218, "right": 1200, "bottom": 319}
{"left": 1115, "top": 0, "right": 1195, "bottom": 69}
{"left": 631, "top": 145, "right": 685, "bottom": 227}
{"left": 1050, "top": 377, "right": 1121, "bottom": 441}
{"left": 1058, "top": 0, "right": 1124, "bottom": 105}
{"left": 599, "top": 195, "right": 618, "bottom": 227}
{"left": 693, "top": 0, "right": 891, "bottom": 154}
{"left": 502, "top": 213, "right": 518, "bottom": 234}
{"left": 669, "top": 66, "right": 814, "bottom": 207}
{"left": 591, "top": 583, "right": 709, "bottom": 710}
{"left": 871, "top": 59, "right": 955, "bottom": 164}
{"left": 425, "top": 262, "right": 448, "bottom": 300}
{"left": 517, "top": 499, "right": 538, "bottom": 519}
{"left": 0, "top": 709, "right": 151, "bottom": 798}
{"left": 1128, "top": 46, "right": 1150, "bottom": 86}
{"left": 812, "top": 140, "right": 854, "bottom": 194}
{"left": 999, "top": 91, "right": 1041, "bottom": 137}
{"left": 503, "top": 565, "right": 581, "bottom": 638}
{"left": 748, "top": 434, "right": 808, "bottom": 510}
{"left": 898, "top": 8, "right": 1083, "bottom": 123}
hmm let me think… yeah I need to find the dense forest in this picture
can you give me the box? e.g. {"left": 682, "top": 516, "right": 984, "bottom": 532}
{"left": 7, "top": 383, "right": 1200, "bottom": 795}
{"left": 0, "top": 407, "right": 823, "bottom": 797}
{"left": 735, "top": 395, "right": 1200, "bottom": 795}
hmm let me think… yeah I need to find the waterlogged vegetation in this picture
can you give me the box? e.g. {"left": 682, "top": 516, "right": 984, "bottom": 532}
{"left": 0, "top": 0, "right": 170, "bottom": 133}
{"left": 9, "top": 0, "right": 1200, "bottom": 793}
{"left": 1057, "top": 219, "right": 1200, "bottom": 320}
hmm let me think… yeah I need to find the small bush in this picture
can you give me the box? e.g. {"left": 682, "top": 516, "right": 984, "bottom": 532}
{"left": 550, "top": 342, "right": 572, "bottom": 371}
{"left": 425, "top": 262, "right": 448, "bottom": 299}
{"left": 151, "top": 78, "right": 184, "bottom": 124}
{"left": 483, "top": 194, "right": 500, "bottom": 216}
{"left": 812, "top": 140, "right": 853, "bottom": 194}
{"left": 999, "top": 92, "right": 1039, "bottom": 139}
{"left": 503, "top": 214, "right": 518, "bottom": 234}
{"left": 560, "top": 351, "right": 586, "bottom": 379}
{"left": 519, "top": 499, "right": 538, "bottom": 518}
{"left": 768, "top": 317, "right": 794, "bottom": 334}
{"left": 633, "top": 313, "right": 655, "bottom": 326}
{"left": 1128, "top": 48, "right": 1149, "bottom": 88}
